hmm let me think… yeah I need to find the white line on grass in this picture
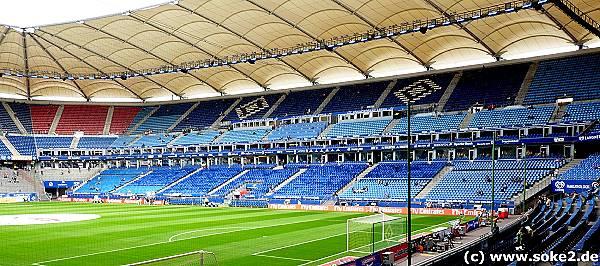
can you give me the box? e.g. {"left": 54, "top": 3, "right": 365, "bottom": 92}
{"left": 168, "top": 227, "right": 252, "bottom": 242}
{"left": 296, "top": 221, "right": 451, "bottom": 266}
{"left": 253, "top": 254, "right": 311, "bottom": 262}
{"left": 30, "top": 216, "right": 340, "bottom": 266}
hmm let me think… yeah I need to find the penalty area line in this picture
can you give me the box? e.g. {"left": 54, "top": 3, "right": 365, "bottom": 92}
{"left": 30, "top": 216, "right": 335, "bottom": 266}
{"left": 253, "top": 254, "right": 311, "bottom": 262}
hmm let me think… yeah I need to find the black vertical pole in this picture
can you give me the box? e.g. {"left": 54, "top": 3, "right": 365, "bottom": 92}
{"left": 523, "top": 144, "right": 527, "bottom": 213}
{"left": 407, "top": 101, "right": 412, "bottom": 265}
{"left": 491, "top": 131, "right": 496, "bottom": 232}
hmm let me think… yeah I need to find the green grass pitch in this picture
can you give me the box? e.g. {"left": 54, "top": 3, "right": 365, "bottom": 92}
{"left": 1, "top": 202, "right": 462, "bottom": 266}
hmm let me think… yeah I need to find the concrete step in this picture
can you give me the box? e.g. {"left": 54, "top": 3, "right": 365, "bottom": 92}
{"left": 70, "top": 136, "right": 81, "bottom": 149}
{"left": 208, "top": 169, "right": 250, "bottom": 195}
{"left": 336, "top": 163, "right": 379, "bottom": 195}
{"left": 374, "top": 80, "right": 397, "bottom": 109}
{"left": 383, "top": 119, "right": 400, "bottom": 134}
{"left": 266, "top": 168, "right": 308, "bottom": 196}
{"left": 211, "top": 98, "right": 242, "bottom": 128}
{"left": 169, "top": 102, "right": 200, "bottom": 131}
{"left": 314, "top": 87, "right": 340, "bottom": 115}
{"left": 49, "top": 105, "right": 64, "bottom": 134}
{"left": 459, "top": 111, "right": 475, "bottom": 129}
{"left": 436, "top": 72, "right": 462, "bottom": 112}
{"left": 512, "top": 159, "right": 583, "bottom": 206}
{"left": 103, "top": 106, "right": 114, "bottom": 135}
{"left": 0, "top": 135, "right": 21, "bottom": 157}
{"left": 263, "top": 94, "right": 287, "bottom": 118}
{"left": 416, "top": 165, "right": 452, "bottom": 198}
{"left": 514, "top": 62, "right": 538, "bottom": 105}
{"left": 111, "top": 169, "right": 153, "bottom": 193}
{"left": 158, "top": 167, "right": 204, "bottom": 194}
{"left": 127, "top": 106, "right": 159, "bottom": 134}
{"left": 2, "top": 102, "right": 27, "bottom": 134}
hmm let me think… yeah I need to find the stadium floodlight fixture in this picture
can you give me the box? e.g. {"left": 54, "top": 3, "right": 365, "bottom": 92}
{"left": 393, "top": 78, "right": 442, "bottom": 266}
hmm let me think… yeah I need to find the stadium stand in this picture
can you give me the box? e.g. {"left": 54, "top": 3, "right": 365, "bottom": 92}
{"left": 325, "top": 119, "right": 390, "bottom": 138}
{"left": 129, "top": 134, "right": 176, "bottom": 148}
{"left": 425, "top": 159, "right": 564, "bottom": 201}
{"left": 110, "top": 136, "right": 138, "bottom": 148}
{"left": 525, "top": 53, "right": 600, "bottom": 105}
{"left": 162, "top": 165, "right": 243, "bottom": 196}
{"left": 266, "top": 122, "right": 327, "bottom": 141}
{"left": 9, "top": 103, "right": 33, "bottom": 133}
{"left": 173, "top": 98, "right": 236, "bottom": 131}
{"left": 557, "top": 154, "right": 600, "bottom": 181}
{"left": 0, "top": 141, "right": 11, "bottom": 158}
{"left": 110, "top": 107, "right": 141, "bottom": 135}
{"left": 339, "top": 161, "right": 446, "bottom": 201}
{"left": 75, "top": 168, "right": 149, "bottom": 194}
{"left": 32, "top": 136, "right": 73, "bottom": 149}
{"left": 321, "top": 81, "right": 388, "bottom": 113}
{"left": 269, "top": 88, "right": 332, "bottom": 118}
{"left": 77, "top": 137, "right": 118, "bottom": 149}
{"left": 468, "top": 105, "right": 555, "bottom": 129}
{"left": 126, "top": 107, "right": 155, "bottom": 132}
{"left": 215, "top": 128, "right": 270, "bottom": 144}
{"left": 30, "top": 105, "right": 59, "bottom": 134}
{"left": 116, "top": 166, "right": 198, "bottom": 195}
{"left": 389, "top": 112, "right": 466, "bottom": 134}
{"left": 56, "top": 105, "right": 108, "bottom": 134}
{"left": 133, "top": 103, "right": 193, "bottom": 134}
{"left": 211, "top": 167, "right": 298, "bottom": 198}
{"left": 0, "top": 105, "right": 19, "bottom": 133}
{"left": 378, "top": 74, "right": 454, "bottom": 109}
{"left": 171, "top": 130, "right": 221, "bottom": 146}
{"left": 444, "top": 64, "right": 529, "bottom": 111}
{"left": 6, "top": 135, "right": 35, "bottom": 156}
{"left": 274, "top": 163, "right": 368, "bottom": 200}
{"left": 562, "top": 101, "right": 600, "bottom": 123}
{"left": 224, "top": 94, "right": 282, "bottom": 121}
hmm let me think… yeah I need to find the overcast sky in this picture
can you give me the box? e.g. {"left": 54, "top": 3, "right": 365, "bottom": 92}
{"left": 0, "top": 0, "right": 170, "bottom": 28}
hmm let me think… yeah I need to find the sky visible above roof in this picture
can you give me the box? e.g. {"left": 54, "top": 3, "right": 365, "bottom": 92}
{"left": 0, "top": 0, "right": 170, "bottom": 28}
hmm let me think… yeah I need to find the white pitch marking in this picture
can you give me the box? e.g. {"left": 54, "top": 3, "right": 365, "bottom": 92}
{"left": 168, "top": 227, "right": 252, "bottom": 242}
{"left": 253, "top": 254, "right": 311, "bottom": 262}
{"left": 31, "top": 216, "right": 339, "bottom": 266}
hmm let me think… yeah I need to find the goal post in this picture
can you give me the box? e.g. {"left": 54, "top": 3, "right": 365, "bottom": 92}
{"left": 126, "top": 250, "right": 218, "bottom": 266}
{"left": 346, "top": 212, "right": 405, "bottom": 254}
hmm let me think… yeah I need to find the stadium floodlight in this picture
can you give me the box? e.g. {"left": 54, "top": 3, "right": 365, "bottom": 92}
{"left": 393, "top": 78, "right": 441, "bottom": 266}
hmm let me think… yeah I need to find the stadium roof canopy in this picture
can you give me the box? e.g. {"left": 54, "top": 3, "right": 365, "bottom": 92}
{"left": 0, "top": 0, "right": 599, "bottom": 102}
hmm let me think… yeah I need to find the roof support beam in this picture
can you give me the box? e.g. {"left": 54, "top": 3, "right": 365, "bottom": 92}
{"left": 174, "top": 3, "right": 315, "bottom": 84}
{"left": 28, "top": 34, "right": 90, "bottom": 101}
{"left": 542, "top": 5, "right": 579, "bottom": 44}
{"left": 121, "top": 15, "right": 267, "bottom": 91}
{"left": 21, "top": 32, "right": 31, "bottom": 100}
{"left": 33, "top": 30, "right": 160, "bottom": 100}
{"left": 32, "top": 32, "right": 144, "bottom": 101}
{"left": 420, "top": 0, "right": 497, "bottom": 58}
{"left": 328, "top": 0, "right": 428, "bottom": 68}
{"left": 125, "top": 15, "right": 235, "bottom": 93}
{"left": 0, "top": 28, "right": 10, "bottom": 48}
{"left": 246, "top": 0, "right": 370, "bottom": 79}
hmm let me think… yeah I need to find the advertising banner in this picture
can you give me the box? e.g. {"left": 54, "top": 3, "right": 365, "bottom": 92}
{"left": 551, "top": 180, "right": 599, "bottom": 194}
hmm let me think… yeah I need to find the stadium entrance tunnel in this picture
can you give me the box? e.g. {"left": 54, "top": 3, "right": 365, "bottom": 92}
{"left": 0, "top": 214, "right": 100, "bottom": 226}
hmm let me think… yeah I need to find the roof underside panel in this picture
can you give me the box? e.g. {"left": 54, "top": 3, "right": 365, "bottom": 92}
{"left": 0, "top": 0, "right": 598, "bottom": 101}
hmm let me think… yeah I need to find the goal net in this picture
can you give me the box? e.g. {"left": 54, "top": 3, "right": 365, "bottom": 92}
{"left": 126, "top": 250, "right": 218, "bottom": 266}
{"left": 346, "top": 213, "right": 405, "bottom": 254}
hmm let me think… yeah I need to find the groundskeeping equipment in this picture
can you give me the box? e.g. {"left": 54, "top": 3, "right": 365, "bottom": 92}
{"left": 346, "top": 212, "right": 405, "bottom": 254}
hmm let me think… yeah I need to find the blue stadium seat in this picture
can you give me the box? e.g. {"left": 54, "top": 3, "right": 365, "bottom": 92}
{"left": 468, "top": 106, "right": 554, "bottom": 129}
{"left": 389, "top": 112, "right": 466, "bottom": 134}
{"left": 326, "top": 119, "right": 390, "bottom": 138}
{"left": 266, "top": 122, "right": 327, "bottom": 141}
{"left": 75, "top": 168, "right": 149, "bottom": 194}
{"left": 162, "top": 165, "right": 243, "bottom": 196}
{"left": 116, "top": 166, "right": 199, "bottom": 195}
{"left": 215, "top": 128, "right": 270, "bottom": 144}
{"left": 77, "top": 137, "right": 118, "bottom": 149}
{"left": 171, "top": 130, "right": 221, "bottom": 146}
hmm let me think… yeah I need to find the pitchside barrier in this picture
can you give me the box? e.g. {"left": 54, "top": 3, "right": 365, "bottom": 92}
{"left": 269, "top": 204, "right": 488, "bottom": 216}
